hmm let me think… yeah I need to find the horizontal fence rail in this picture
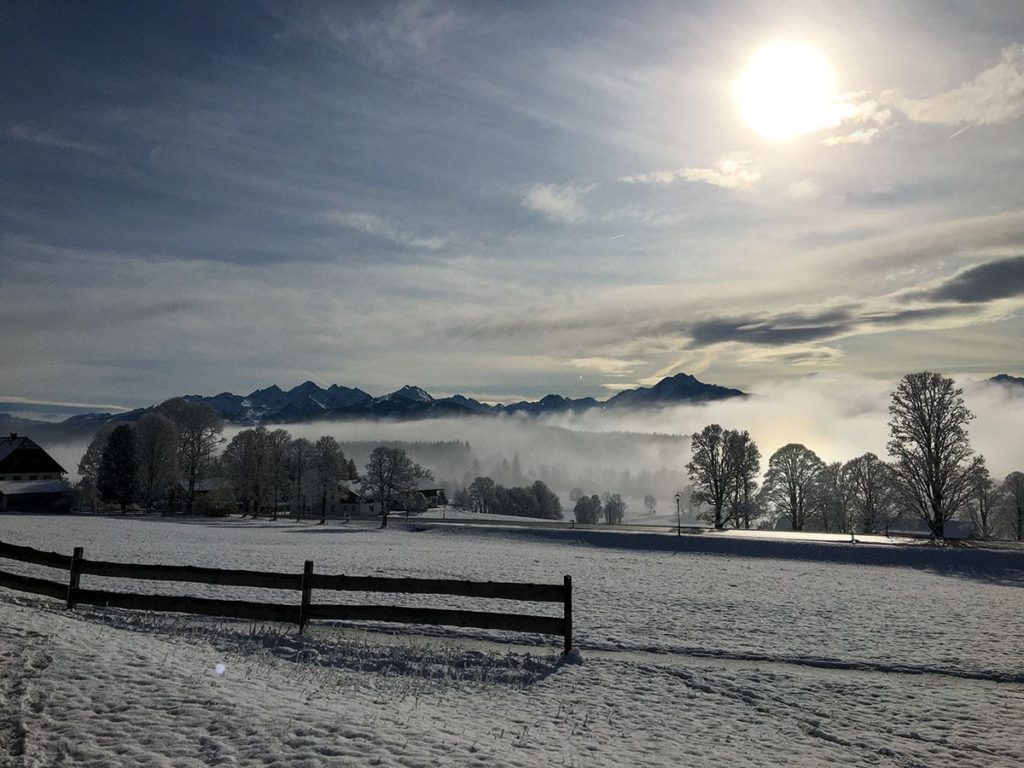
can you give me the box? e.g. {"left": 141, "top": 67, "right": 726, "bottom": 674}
{"left": 310, "top": 574, "right": 566, "bottom": 602}
{"left": 0, "top": 540, "right": 72, "bottom": 570}
{"left": 0, "top": 540, "right": 573, "bottom": 653}
{"left": 74, "top": 589, "right": 301, "bottom": 624}
{"left": 307, "top": 604, "right": 565, "bottom": 635}
{"left": 0, "top": 568, "right": 67, "bottom": 600}
{"left": 78, "top": 560, "right": 304, "bottom": 590}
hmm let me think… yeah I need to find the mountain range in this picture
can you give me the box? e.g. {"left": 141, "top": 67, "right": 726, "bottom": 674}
{"left": 5, "top": 372, "right": 1020, "bottom": 444}
{"left": 1, "top": 373, "right": 745, "bottom": 440}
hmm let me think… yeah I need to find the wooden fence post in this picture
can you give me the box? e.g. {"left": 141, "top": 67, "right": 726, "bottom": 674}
{"left": 298, "top": 560, "right": 314, "bottom": 633}
{"left": 66, "top": 546, "right": 83, "bottom": 610}
{"left": 563, "top": 574, "right": 573, "bottom": 655}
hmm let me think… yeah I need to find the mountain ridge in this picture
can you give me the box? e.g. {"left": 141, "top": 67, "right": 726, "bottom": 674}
{"left": 989, "top": 373, "right": 1024, "bottom": 387}
{"left": 1, "top": 373, "right": 745, "bottom": 439}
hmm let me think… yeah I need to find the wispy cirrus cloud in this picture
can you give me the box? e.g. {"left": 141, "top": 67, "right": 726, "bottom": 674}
{"left": 277, "top": 0, "right": 463, "bottom": 69}
{"left": 8, "top": 124, "right": 107, "bottom": 155}
{"left": 521, "top": 182, "right": 594, "bottom": 223}
{"left": 0, "top": 396, "right": 130, "bottom": 412}
{"left": 619, "top": 152, "right": 760, "bottom": 190}
{"left": 567, "top": 357, "right": 647, "bottom": 376}
{"left": 327, "top": 212, "right": 447, "bottom": 250}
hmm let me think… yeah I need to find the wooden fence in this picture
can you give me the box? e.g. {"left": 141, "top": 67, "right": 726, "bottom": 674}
{"left": 0, "top": 540, "right": 573, "bottom": 653}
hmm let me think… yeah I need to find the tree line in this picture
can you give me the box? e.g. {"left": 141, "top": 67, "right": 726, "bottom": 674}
{"left": 569, "top": 490, "right": 628, "bottom": 525}
{"left": 685, "top": 372, "right": 1024, "bottom": 539}
{"left": 450, "top": 476, "right": 563, "bottom": 520}
{"left": 77, "top": 398, "right": 431, "bottom": 525}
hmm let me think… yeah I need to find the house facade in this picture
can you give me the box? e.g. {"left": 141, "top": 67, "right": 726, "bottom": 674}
{"left": 0, "top": 433, "right": 73, "bottom": 512}
{"left": 401, "top": 479, "right": 447, "bottom": 511}
{"left": 0, "top": 433, "right": 66, "bottom": 481}
{"left": 330, "top": 486, "right": 379, "bottom": 519}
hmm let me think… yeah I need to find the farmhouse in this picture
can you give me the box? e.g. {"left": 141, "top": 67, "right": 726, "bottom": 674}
{"left": 393, "top": 479, "right": 448, "bottom": 512}
{"left": 333, "top": 485, "right": 379, "bottom": 519}
{"left": 0, "top": 433, "right": 73, "bottom": 512}
{"left": 0, "top": 433, "right": 66, "bottom": 481}
{"left": 411, "top": 479, "right": 447, "bottom": 509}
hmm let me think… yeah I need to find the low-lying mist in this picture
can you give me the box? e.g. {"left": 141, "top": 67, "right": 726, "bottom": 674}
{"left": 47, "top": 374, "right": 1024, "bottom": 522}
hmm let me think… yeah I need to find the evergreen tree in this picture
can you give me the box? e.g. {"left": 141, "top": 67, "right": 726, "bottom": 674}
{"left": 78, "top": 425, "right": 114, "bottom": 512}
{"left": 98, "top": 425, "right": 139, "bottom": 514}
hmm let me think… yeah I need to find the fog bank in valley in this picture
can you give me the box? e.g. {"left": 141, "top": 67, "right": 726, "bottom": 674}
{"left": 48, "top": 374, "right": 1023, "bottom": 521}
{"left": 230, "top": 374, "right": 1024, "bottom": 519}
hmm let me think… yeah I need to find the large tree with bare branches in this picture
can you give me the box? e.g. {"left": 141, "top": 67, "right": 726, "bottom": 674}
{"left": 760, "top": 443, "right": 824, "bottom": 531}
{"left": 687, "top": 424, "right": 731, "bottom": 528}
{"left": 1001, "top": 471, "right": 1024, "bottom": 541}
{"left": 158, "top": 398, "right": 223, "bottom": 514}
{"left": 363, "top": 446, "right": 430, "bottom": 529}
{"left": 886, "top": 372, "right": 976, "bottom": 538}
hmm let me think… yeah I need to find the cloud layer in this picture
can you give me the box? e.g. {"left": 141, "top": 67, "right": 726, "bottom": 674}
{"left": 1, "top": 3, "right": 1023, "bottom": 408}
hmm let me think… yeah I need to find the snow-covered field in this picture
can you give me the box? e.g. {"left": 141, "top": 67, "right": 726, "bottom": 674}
{"left": 1, "top": 514, "right": 1023, "bottom": 766}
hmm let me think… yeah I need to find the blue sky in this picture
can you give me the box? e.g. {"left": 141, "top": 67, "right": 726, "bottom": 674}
{"left": 2, "top": 0, "right": 1023, "bottom": 408}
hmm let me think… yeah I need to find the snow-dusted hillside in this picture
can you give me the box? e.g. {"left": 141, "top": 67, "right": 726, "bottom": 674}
{"left": 1, "top": 515, "right": 1022, "bottom": 766}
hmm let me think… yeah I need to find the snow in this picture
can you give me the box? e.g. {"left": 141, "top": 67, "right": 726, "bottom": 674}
{"left": 1, "top": 514, "right": 1023, "bottom": 766}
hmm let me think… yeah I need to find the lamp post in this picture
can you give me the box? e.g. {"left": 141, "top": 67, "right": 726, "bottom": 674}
{"left": 674, "top": 492, "right": 682, "bottom": 537}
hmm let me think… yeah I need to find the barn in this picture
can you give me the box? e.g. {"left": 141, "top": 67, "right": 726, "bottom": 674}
{"left": 0, "top": 433, "right": 73, "bottom": 512}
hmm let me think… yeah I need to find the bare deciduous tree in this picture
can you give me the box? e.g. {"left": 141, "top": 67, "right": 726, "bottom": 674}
{"left": 286, "top": 437, "right": 313, "bottom": 519}
{"left": 687, "top": 424, "right": 731, "bottom": 528}
{"left": 643, "top": 493, "right": 656, "bottom": 514}
{"left": 687, "top": 424, "right": 760, "bottom": 529}
{"left": 266, "top": 428, "right": 291, "bottom": 519}
{"left": 603, "top": 493, "right": 626, "bottom": 524}
{"left": 468, "top": 475, "right": 497, "bottom": 514}
{"left": 1000, "top": 471, "right": 1024, "bottom": 541}
{"left": 222, "top": 427, "right": 274, "bottom": 518}
{"left": 965, "top": 456, "right": 997, "bottom": 539}
{"left": 134, "top": 413, "right": 178, "bottom": 512}
{"left": 159, "top": 398, "right": 223, "bottom": 514}
{"left": 887, "top": 372, "right": 976, "bottom": 538}
{"left": 725, "top": 430, "right": 761, "bottom": 529}
{"left": 311, "top": 436, "right": 349, "bottom": 525}
{"left": 363, "top": 446, "right": 430, "bottom": 529}
{"left": 761, "top": 443, "right": 824, "bottom": 531}
{"left": 846, "top": 453, "right": 895, "bottom": 534}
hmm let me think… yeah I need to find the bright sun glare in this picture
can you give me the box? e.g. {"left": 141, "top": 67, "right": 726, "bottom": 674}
{"left": 734, "top": 41, "right": 838, "bottom": 141}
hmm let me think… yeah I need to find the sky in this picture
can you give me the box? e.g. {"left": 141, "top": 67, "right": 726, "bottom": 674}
{"left": 2, "top": 0, "right": 1024, "bottom": 409}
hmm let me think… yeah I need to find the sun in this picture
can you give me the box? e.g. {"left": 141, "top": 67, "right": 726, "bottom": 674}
{"left": 734, "top": 42, "right": 839, "bottom": 141}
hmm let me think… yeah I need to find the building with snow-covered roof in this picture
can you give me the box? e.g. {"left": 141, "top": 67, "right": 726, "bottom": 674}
{"left": 0, "top": 433, "right": 67, "bottom": 481}
{"left": 335, "top": 486, "right": 380, "bottom": 519}
{"left": 0, "top": 434, "right": 72, "bottom": 512}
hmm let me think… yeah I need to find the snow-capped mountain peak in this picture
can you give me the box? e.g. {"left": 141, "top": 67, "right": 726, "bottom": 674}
{"left": 387, "top": 385, "right": 435, "bottom": 403}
